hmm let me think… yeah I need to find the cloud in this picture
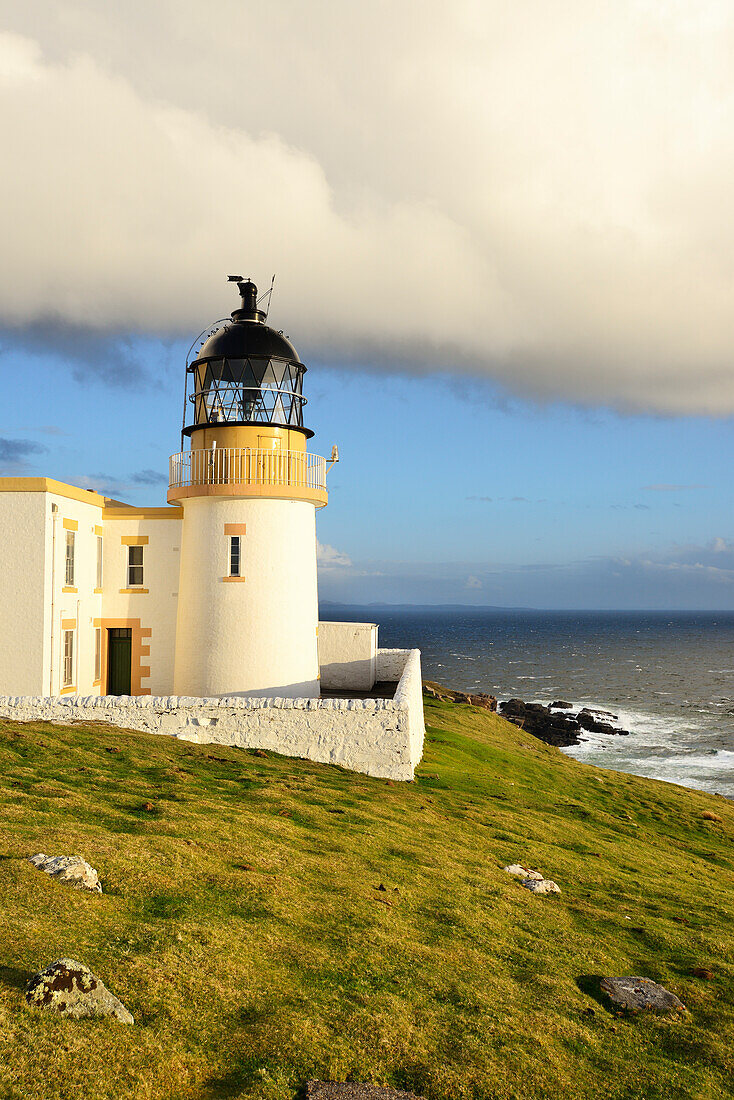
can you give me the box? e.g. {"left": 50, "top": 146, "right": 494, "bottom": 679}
{"left": 2, "top": 6, "right": 734, "bottom": 412}
{"left": 642, "top": 484, "right": 709, "bottom": 492}
{"left": 130, "top": 468, "right": 168, "bottom": 486}
{"left": 467, "top": 496, "right": 493, "bottom": 502}
{"left": 465, "top": 575, "right": 483, "bottom": 589}
{"left": 317, "top": 541, "right": 352, "bottom": 569}
{"left": 0, "top": 436, "right": 47, "bottom": 473}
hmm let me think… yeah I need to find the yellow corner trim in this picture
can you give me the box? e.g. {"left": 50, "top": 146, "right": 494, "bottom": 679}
{"left": 224, "top": 523, "right": 247, "bottom": 535}
{"left": 121, "top": 535, "right": 149, "bottom": 545}
{"left": 61, "top": 618, "right": 76, "bottom": 629}
{"left": 94, "top": 525, "right": 104, "bottom": 536}
{"left": 63, "top": 518, "right": 78, "bottom": 531}
{"left": 139, "top": 665, "right": 151, "bottom": 678}
{"left": 92, "top": 679, "right": 101, "bottom": 687}
{"left": 222, "top": 576, "right": 247, "bottom": 583}
{"left": 104, "top": 507, "right": 182, "bottom": 520}
{"left": 62, "top": 586, "right": 78, "bottom": 594}
{"left": 94, "top": 587, "right": 103, "bottom": 594}
{"left": 59, "top": 686, "right": 77, "bottom": 695}
{"left": 119, "top": 588, "right": 150, "bottom": 594}
{"left": 0, "top": 478, "right": 111, "bottom": 507}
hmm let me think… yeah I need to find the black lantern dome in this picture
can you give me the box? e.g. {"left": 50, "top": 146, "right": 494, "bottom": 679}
{"left": 184, "top": 279, "right": 311, "bottom": 438}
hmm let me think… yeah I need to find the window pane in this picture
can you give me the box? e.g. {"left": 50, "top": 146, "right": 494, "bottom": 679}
{"left": 63, "top": 630, "right": 74, "bottom": 687}
{"left": 96, "top": 536, "right": 103, "bottom": 589}
{"left": 65, "top": 531, "right": 75, "bottom": 586}
{"left": 94, "top": 628, "right": 101, "bottom": 681}
{"left": 230, "top": 535, "right": 240, "bottom": 576}
{"left": 128, "top": 545, "right": 144, "bottom": 586}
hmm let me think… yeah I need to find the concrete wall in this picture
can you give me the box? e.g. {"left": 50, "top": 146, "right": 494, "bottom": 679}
{"left": 318, "top": 621, "right": 377, "bottom": 690}
{"left": 0, "top": 648, "right": 425, "bottom": 781}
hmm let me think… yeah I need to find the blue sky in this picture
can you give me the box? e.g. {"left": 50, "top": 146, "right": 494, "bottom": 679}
{"left": 2, "top": 334, "right": 732, "bottom": 609}
{"left": 2, "top": 4, "right": 734, "bottom": 607}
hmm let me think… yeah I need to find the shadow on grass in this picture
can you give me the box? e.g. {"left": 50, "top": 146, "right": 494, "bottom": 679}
{"left": 199, "top": 1056, "right": 268, "bottom": 1098}
{"left": 575, "top": 974, "right": 613, "bottom": 1013}
{"left": 0, "top": 964, "right": 30, "bottom": 991}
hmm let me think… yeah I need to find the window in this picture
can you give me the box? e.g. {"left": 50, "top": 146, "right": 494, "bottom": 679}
{"left": 65, "top": 530, "right": 75, "bottom": 586}
{"left": 63, "top": 630, "right": 74, "bottom": 687}
{"left": 127, "top": 544, "right": 144, "bottom": 587}
{"left": 96, "top": 536, "right": 103, "bottom": 589}
{"left": 229, "top": 535, "right": 241, "bottom": 577}
{"left": 94, "top": 627, "right": 101, "bottom": 682}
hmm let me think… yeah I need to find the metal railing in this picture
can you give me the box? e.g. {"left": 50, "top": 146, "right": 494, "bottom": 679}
{"left": 169, "top": 447, "right": 327, "bottom": 491}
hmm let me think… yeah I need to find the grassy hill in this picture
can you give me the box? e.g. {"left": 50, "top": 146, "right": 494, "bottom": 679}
{"left": 0, "top": 696, "right": 732, "bottom": 1100}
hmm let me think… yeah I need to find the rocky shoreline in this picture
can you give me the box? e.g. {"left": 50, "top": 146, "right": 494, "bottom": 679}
{"left": 499, "top": 699, "right": 631, "bottom": 747}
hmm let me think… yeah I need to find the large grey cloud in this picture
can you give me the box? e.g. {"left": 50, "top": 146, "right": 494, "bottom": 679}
{"left": 2, "top": 2, "right": 734, "bottom": 413}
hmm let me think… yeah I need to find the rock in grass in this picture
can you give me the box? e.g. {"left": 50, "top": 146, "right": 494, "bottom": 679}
{"left": 29, "top": 854, "right": 102, "bottom": 893}
{"left": 600, "top": 976, "right": 686, "bottom": 1016}
{"left": 522, "top": 878, "right": 561, "bottom": 895}
{"left": 306, "top": 1084, "right": 425, "bottom": 1099}
{"left": 25, "top": 959, "right": 133, "bottom": 1023}
{"left": 504, "top": 864, "right": 544, "bottom": 880}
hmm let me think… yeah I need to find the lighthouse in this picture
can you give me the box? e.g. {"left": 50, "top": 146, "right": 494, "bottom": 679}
{"left": 169, "top": 278, "right": 328, "bottom": 698}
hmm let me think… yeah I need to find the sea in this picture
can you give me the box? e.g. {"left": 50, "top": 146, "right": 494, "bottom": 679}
{"left": 322, "top": 606, "right": 734, "bottom": 798}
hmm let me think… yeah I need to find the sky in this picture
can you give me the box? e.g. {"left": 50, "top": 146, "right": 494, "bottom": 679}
{"left": 1, "top": 1, "right": 733, "bottom": 608}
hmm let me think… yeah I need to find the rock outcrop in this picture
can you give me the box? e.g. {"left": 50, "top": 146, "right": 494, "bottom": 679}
{"left": 29, "top": 854, "right": 102, "bottom": 893}
{"left": 424, "top": 682, "right": 497, "bottom": 710}
{"left": 522, "top": 878, "right": 561, "bottom": 895}
{"left": 499, "top": 699, "right": 630, "bottom": 746}
{"left": 600, "top": 976, "right": 686, "bottom": 1016}
{"left": 25, "top": 959, "right": 133, "bottom": 1023}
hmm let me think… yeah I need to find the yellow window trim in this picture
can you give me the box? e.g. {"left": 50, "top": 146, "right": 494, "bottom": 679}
{"left": 94, "top": 525, "right": 104, "bottom": 536}
{"left": 222, "top": 576, "right": 247, "bottom": 583}
{"left": 62, "top": 586, "right": 78, "bottom": 594}
{"left": 59, "top": 686, "right": 77, "bottom": 695}
{"left": 61, "top": 618, "right": 76, "bottom": 629}
{"left": 121, "top": 535, "right": 149, "bottom": 545}
{"left": 63, "top": 518, "right": 78, "bottom": 531}
{"left": 92, "top": 678, "right": 102, "bottom": 687}
{"left": 119, "top": 588, "right": 149, "bottom": 594}
{"left": 224, "top": 523, "right": 247, "bottom": 535}
{"left": 94, "top": 587, "right": 104, "bottom": 594}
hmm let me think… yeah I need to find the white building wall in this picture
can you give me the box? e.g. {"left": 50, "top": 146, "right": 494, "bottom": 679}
{"left": 102, "top": 514, "right": 181, "bottom": 695}
{"left": 318, "top": 621, "right": 377, "bottom": 690}
{"left": 174, "top": 496, "right": 320, "bottom": 698}
{"left": 45, "top": 489, "right": 106, "bottom": 696}
{"left": 0, "top": 492, "right": 48, "bottom": 695}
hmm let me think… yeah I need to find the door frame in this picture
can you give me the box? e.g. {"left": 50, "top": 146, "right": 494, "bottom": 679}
{"left": 94, "top": 617, "right": 151, "bottom": 696}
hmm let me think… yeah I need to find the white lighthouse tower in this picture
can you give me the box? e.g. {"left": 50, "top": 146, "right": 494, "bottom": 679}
{"left": 169, "top": 279, "right": 328, "bottom": 698}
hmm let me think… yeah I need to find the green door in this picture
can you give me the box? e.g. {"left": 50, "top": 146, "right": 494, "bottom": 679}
{"left": 107, "top": 628, "right": 132, "bottom": 695}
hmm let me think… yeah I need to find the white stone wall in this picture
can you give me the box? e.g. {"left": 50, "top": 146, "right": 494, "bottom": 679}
{"left": 318, "top": 621, "right": 377, "bottom": 690}
{"left": 0, "top": 648, "right": 425, "bottom": 781}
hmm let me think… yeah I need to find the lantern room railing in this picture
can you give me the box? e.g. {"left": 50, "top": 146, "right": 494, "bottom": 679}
{"left": 169, "top": 447, "right": 327, "bottom": 492}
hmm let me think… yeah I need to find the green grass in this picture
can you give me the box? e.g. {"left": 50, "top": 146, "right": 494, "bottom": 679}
{"left": 0, "top": 697, "right": 732, "bottom": 1099}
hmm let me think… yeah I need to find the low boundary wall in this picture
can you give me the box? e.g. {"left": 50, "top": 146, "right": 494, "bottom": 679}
{"left": 0, "top": 648, "right": 425, "bottom": 781}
